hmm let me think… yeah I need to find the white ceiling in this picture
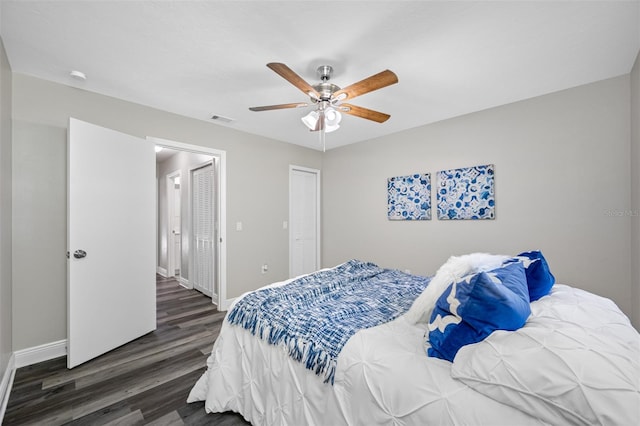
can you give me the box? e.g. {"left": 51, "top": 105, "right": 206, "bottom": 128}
{"left": 1, "top": 1, "right": 639, "bottom": 151}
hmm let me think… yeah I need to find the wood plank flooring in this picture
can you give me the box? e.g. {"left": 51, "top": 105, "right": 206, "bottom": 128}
{"left": 4, "top": 276, "right": 251, "bottom": 425}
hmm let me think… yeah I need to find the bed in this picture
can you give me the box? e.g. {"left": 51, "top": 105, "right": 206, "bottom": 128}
{"left": 187, "top": 253, "right": 640, "bottom": 425}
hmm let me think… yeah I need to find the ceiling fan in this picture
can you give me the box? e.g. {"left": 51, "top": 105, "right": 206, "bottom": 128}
{"left": 249, "top": 63, "right": 398, "bottom": 149}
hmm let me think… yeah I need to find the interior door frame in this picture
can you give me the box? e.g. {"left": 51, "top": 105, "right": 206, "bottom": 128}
{"left": 166, "top": 169, "right": 181, "bottom": 280}
{"left": 149, "top": 137, "right": 229, "bottom": 310}
{"left": 289, "top": 165, "right": 321, "bottom": 278}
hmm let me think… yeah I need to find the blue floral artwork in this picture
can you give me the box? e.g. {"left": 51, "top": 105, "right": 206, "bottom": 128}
{"left": 387, "top": 173, "right": 431, "bottom": 220}
{"left": 437, "top": 164, "right": 495, "bottom": 220}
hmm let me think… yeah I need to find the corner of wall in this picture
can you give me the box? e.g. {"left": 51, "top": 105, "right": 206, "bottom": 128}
{"left": 0, "top": 34, "right": 14, "bottom": 425}
{"left": 0, "top": 35, "right": 14, "bottom": 386}
{"left": 630, "top": 50, "right": 640, "bottom": 329}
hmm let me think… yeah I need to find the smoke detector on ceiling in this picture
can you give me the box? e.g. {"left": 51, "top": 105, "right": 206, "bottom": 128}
{"left": 69, "top": 70, "right": 86, "bottom": 81}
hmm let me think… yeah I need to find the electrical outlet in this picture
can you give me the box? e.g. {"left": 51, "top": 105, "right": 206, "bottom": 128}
{"left": 261, "top": 264, "right": 268, "bottom": 274}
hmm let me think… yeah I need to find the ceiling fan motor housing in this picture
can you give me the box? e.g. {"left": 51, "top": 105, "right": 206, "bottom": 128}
{"left": 313, "top": 65, "right": 340, "bottom": 101}
{"left": 317, "top": 65, "right": 333, "bottom": 80}
{"left": 313, "top": 82, "right": 340, "bottom": 101}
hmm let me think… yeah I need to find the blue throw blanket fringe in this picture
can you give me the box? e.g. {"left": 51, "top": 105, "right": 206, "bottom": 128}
{"left": 227, "top": 259, "right": 430, "bottom": 384}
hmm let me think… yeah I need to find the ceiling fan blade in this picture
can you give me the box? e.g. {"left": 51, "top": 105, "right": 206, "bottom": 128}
{"left": 249, "top": 102, "right": 308, "bottom": 112}
{"left": 267, "top": 63, "right": 320, "bottom": 98}
{"left": 333, "top": 70, "right": 398, "bottom": 101}
{"left": 339, "top": 103, "right": 391, "bottom": 123}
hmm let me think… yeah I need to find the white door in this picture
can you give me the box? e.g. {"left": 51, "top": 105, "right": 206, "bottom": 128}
{"left": 173, "top": 180, "right": 181, "bottom": 275}
{"left": 191, "top": 161, "right": 217, "bottom": 301}
{"left": 289, "top": 166, "right": 320, "bottom": 277}
{"left": 167, "top": 171, "right": 181, "bottom": 278}
{"left": 67, "top": 118, "right": 156, "bottom": 368}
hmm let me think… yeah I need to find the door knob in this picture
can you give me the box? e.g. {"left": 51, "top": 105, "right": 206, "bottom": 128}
{"left": 73, "top": 249, "right": 87, "bottom": 259}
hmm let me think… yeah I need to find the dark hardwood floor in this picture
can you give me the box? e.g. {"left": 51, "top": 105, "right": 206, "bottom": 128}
{"left": 4, "top": 276, "right": 251, "bottom": 425}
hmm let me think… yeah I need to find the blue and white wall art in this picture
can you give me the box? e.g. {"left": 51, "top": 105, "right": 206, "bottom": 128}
{"left": 437, "top": 164, "right": 495, "bottom": 220}
{"left": 387, "top": 173, "right": 431, "bottom": 220}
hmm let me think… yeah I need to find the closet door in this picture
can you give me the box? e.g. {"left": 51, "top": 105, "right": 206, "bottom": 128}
{"left": 191, "top": 161, "right": 217, "bottom": 301}
{"left": 289, "top": 166, "right": 320, "bottom": 278}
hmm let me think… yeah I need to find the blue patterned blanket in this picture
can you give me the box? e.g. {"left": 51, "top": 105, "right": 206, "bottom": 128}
{"left": 227, "top": 260, "right": 430, "bottom": 384}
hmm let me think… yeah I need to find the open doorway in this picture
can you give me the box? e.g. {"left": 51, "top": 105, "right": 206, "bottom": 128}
{"left": 152, "top": 137, "right": 227, "bottom": 309}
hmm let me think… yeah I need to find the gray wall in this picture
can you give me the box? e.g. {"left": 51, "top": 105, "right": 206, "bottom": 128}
{"left": 11, "top": 74, "right": 322, "bottom": 351}
{"left": 12, "top": 121, "right": 66, "bottom": 349}
{"left": 631, "top": 52, "right": 639, "bottom": 328}
{"left": 7, "top": 65, "right": 640, "bottom": 352}
{"left": 0, "top": 37, "right": 13, "bottom": 373}
{"left": 157, "top": 150, "right": 213, "bottom": 280}
{"left": 323, "top": 75, "right": 636, "bottom": 327}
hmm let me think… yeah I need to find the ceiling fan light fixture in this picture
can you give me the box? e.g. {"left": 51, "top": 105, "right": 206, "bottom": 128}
{"left": 301, "top": 110, "right": 320, "bottom": 130}
{"left": 324, "top": 107, "right": 342, "bottom": 133}
{"left": 324, "top": 123, "right": 340, "bottom": 133}
{"left": 302, "top": 107, "right": 342, "bottom": 133}
{"left": 325, "top": 107, "right": 341, "bottom": 123}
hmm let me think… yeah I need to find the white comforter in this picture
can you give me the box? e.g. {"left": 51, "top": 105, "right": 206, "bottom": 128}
{"left": 188, "top": 283, "right": 640, "bottom": 425}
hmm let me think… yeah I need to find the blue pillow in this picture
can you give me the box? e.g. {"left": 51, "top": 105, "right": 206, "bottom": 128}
{"left": 427, "top": 262, "right": 531, "bottom": 362}
{"left": 507, "top": 250, "right": 555, "bottom": 301}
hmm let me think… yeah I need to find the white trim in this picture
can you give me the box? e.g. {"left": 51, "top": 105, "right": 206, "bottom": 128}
{"left": 14, "top": 340, "right": 67, "bottom": 369}
{"left": 148, "top": 137, "right": 227, "bottom": 312}
{"left": 156, "top": 266, "right": 168, "bottom": 277}
{"left": 1, "top": 340, "right": 68, "bottom": 422}
{"left": 289, "top": 165, "right": 322, "bottom": 278}
{"left": 177, "top": 276, "right": 190, "bottom": 289}
{"left": 0, "top": 354, "right": 16, "bottom": 423}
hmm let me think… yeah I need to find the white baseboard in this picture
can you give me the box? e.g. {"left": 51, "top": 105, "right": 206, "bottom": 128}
{"left": 0, "top": 353, "right": 16, "bottom": 424}
{"left": 1, "top": 341, "right": 68, "bottom": 423}
{"left": 14, "top": 340, "right": 67, "bottom": 369}
{"left": 156, "top": 266, "right": 168, "bottom": 277}
{"left": 177, "top": 276, "right": 190, "bottom": 288}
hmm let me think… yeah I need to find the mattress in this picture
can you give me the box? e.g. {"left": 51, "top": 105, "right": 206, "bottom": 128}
{"left": 188, "top": 264, "right": 639, "bottom": 425}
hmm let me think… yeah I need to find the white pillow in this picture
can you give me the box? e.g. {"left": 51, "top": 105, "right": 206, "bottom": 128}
{"left": 403, "top": 253, "right": 509, "bottom": 324}
{"left": 451, "top": 284, "right": 640, "bottom": 426}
